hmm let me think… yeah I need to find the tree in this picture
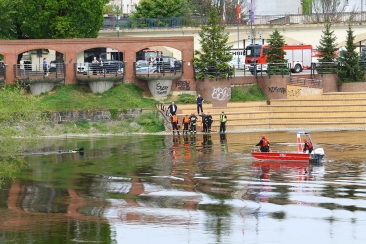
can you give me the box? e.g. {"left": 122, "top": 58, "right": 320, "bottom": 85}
{"left": 188, "top": 0, "right": 249, "bottom": 24}
{"left": 316, "top": 22, "right": 338, "bottom": 73}
{"left": 302, "top": 0, "right": 312, "bottom": 14}
{"left": 338, "top": 25, "right": 364, "bottom": 83}
{"left": 192, "top": 7, "right": 233, "bottom": 80}
{"left": 309, "top": 0, "right": 347, "bottom": 23}
{"left": 0, "top": 0, "right": 109, "bottom": 40}
{"left": 265, "top": 29, "right": 289, "bottom": 75}
{"left": 131, "top": 0, "right": 188, "bottom": 18}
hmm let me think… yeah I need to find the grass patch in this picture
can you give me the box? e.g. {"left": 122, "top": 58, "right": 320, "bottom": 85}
{"left": 38, "top": 83, "right": 157, "bottom": 111}
{"left": 230, "top": 84, "right": 267, "bottom": 102}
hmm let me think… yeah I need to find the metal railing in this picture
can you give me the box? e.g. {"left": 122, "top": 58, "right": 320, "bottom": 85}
{"left": 133, "top": 60, "right": 183, "bottom": 77}
{"left": 193, "top": 66, "right": 234, "bottom": 80}
{"left": 103, "top": 12, "right": 366, "bottom": 30}
{"left": 14, "top": 63, "right": 65, "bottom": 79}
{"left": 75, "top": 63, "right": 124, "bottom": 78}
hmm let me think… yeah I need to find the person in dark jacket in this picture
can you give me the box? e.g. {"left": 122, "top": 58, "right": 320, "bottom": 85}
{"left": 204, "top": 112, "right": 213, "bottom": 133}
{"left": 168, "top": 102, "right": 177, "bottom": 115}
{"left": 196, "top": 94, "right": 204, "bottom": 114}
{"left": 256, "top": 135, "right": 270, "bottom": 152}
{"left": 200, "top": 113, "right": 207, "bottom": 132}
{"left": 189, "top": 113, "right": 198, "bottom": 133}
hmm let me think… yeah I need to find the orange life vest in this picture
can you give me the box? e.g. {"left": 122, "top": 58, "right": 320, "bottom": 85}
{"left": 262, "top": 139, "right": 269, "bottom": 147}
{"left": 183, "top": 116, "right": 190, "bottom": 124}
{"left": 172, "top": 115, "right": 178, "bottom": 123}
{"left": 305, "top": 141, "right": 313, "bottom": 149}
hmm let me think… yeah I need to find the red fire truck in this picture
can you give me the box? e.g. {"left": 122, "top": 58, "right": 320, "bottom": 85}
{"left": 245, "top": 44, "right": 313, "bottom": 74}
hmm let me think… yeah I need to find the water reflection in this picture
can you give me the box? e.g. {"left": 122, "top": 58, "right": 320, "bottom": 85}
{"left": 1, "top": 131, "right": 366, "bottom": 243}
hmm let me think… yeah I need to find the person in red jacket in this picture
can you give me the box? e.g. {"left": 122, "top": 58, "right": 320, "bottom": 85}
{"left": 303, "top": 138, "right": 313, "bottom": 153}
{"left": 256, "top": 135, "right": 270, "bottom": 152}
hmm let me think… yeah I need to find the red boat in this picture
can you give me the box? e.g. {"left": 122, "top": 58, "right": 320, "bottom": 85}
{"left": 251, "top": 131, "right": 324, "bottom": 163}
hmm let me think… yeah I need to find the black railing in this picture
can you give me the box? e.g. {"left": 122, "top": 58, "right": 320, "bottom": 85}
{"left": 75, "top": 62, "right": 124, "bottom": 78}
{"left": 193, "top": 66, "right": 234, "bottom": 80}
{"left": 103, "top": 12, "right": 366, "bottom": 30}
{"left": 133, "top": 60, "right": 183, "bottom": 77}
{"left": 13, "top": 63, "right": 65, "bottom": 79}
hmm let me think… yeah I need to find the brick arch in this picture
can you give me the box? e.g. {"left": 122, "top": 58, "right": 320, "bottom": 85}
{"left": 0, "top": 36, "right": 195, "bottom": 86}
{"left": 14, "top": 46, "right": 66, "bottom": 57}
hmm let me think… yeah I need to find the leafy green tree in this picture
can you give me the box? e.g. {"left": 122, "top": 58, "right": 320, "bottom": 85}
{"left": 266, "top": 29, "right": 289, "bottom": 75}
{"left": 192, "top": 7, "right": 233, "bottom": 80}
{"left": 338, "top": 25, "right": 364, "bottom": 83}
{"left": 316, "top": 22, "right": 338, "bottom": 74}
{"left": 302, "top": 0, "right": 312, "bottom": 14}
{"left": 0, "top": 0, "right": 108, "bottom": 40}
{"left": 131, "top": 0, "right": 188, "bottom": 18}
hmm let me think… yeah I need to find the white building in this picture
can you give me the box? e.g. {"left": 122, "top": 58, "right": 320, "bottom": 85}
{"left": 339, "top": 0, "right": 366, "bottom": 12}
{"left": 108, "top": 0, "right": 139, "bottom": 16}
{"left": 248, "top": 0, "right": 303, "bottom": 15}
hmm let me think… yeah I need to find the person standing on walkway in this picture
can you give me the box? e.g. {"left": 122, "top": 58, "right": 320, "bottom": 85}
{"left": 19, "top": 58, "right": 25, "bottom": 76}
{"left": 182, "top": 114, "right": 190, "bottom": 135}
{"left": 189, "top": 113, "right": 198, "bottom": 134}
{"left": 256, "top": 135, "right": 270, "bottom": 152}
{"left": 171, "top": 114, "right": 180, "bottom": 135}
{"left": 219, "top": 111, "right": 227, "bottom": 133}
{"left": 200, "top": 113, "right": 207, "bottom": 133}
{"left": 43, "top": 58, "right": 49, "bottom": 76}
{"left": 168, "top": 101, "right": 177, "bottom": 115}
{"left": 204, "top": 112, "right": 213, "bottom": 133}
{"left": 196, "top": 94, "right": 204, "bottom": 114}
{"left": 156, "top": 54, "right": 163, "bottom": 73}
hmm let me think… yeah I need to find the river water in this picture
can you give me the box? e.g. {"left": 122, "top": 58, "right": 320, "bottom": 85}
{"left": 1, "top": 131, "right": 366, "bottom": 244}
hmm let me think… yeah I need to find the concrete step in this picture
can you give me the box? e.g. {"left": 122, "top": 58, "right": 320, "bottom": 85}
{"left": 260, "top": 105, "right": 366, "bottom": 112}
{"left": 270, "top": 98, "right": 366, "bottom": 106}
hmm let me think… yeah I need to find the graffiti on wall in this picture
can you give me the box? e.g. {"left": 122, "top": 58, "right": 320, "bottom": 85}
{"left": 288, "top": 86, "right": 322, "bottom": 97}
{"left": 268, "top": 87, "right": 286, "bottom": 94}
{"left": 212, "top": 87, "right": 231, "bottom": 101}
{"left": 156, "top": 82, "right": 169, "bottom": 95}
{"left": 175, "top": 80, "right": 191, "bottom": 90}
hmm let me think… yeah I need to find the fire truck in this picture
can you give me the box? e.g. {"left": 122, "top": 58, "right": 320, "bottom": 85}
{"left": 245, "top": 44, "right": 313, "bottom": 74}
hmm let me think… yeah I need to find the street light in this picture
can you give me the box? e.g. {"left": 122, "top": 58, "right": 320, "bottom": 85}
{"left": 247, "top": 5, "right": 263, "bottom": 75}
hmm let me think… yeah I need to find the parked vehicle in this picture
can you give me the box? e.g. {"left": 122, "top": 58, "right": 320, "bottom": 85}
{"left": 155, "top": 56, "right": 182, "bottom": 72}
{"left": 0, "top": 61, "right": 5, "bottom": 76}
{"left": 135, "top": 60, "right": 156, "bottom": 73}
{"left": 103, "top": 60, "right": 124, "bottom": 73}
{"left": 228, "top": 55, "right": 245, "bottom": 70}
{"left": 24, "top": 60, "right": 32, "bottom": 71}
{"left": 245, "top": 44, "right": 313, "bottom": 74}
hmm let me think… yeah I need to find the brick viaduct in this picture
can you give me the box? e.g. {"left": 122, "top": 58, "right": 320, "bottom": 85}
{"left": 0, "top": 37, "right": 207, "bottom": 92}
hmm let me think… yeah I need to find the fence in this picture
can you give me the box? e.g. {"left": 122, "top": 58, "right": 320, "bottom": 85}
{"left": 102, "top": 12, "right": 366, "bottom": 30}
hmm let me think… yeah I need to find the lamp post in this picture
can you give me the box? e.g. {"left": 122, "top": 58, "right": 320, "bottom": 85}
{"left": 246, "top": 0, "right": 265, "bottom": 76}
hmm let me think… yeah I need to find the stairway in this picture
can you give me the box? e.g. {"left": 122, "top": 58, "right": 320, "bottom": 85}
{"left": 173, "top": 92, "right": 366, "bottom": 132}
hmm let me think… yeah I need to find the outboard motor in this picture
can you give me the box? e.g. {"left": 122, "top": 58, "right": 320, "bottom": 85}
{"left": 310, "top": 148, "right": 324, "bottom": 165}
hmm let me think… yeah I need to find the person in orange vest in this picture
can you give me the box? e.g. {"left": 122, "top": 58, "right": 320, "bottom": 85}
{"left": 182, "top": 114, "right": 190, "bottom": 135}
{"left": 171, "top": 114, "right": 180, "bottom": 135}
{"left": 303, "top": 138, "right": 313, "bottom": 153}
{"left": 256, "top": 135, "right": 270, "bottom": 152}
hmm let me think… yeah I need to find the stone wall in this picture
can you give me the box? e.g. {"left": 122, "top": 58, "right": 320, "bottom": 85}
{"left": 49, "top": 108, "right": 143, "bottom": 124}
